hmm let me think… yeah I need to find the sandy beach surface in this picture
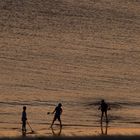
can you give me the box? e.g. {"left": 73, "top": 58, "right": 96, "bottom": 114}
{"left": 0, "top": 0, "right": 140, "bottom": 139}
{"left": 0, "top": 125, "right": 139, "bottom": 138}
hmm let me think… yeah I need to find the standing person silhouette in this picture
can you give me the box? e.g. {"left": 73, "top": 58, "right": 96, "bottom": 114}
{"left": 98, "top": 100, "right": 110, "bottom": 123}
{"left": 51, "top": 103, "right": 63, "bottom": 128}
{"left": 21, "top": 106, "right": 27, "bottom": 134}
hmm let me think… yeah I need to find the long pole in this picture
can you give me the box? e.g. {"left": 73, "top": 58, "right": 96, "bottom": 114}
{"left": 27, "top": 121, "right": 34, "bottom": 132}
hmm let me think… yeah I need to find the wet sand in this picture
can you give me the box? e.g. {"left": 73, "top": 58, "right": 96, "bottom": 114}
{"left": 0, "top": 126, "right": 140, "bottom": 138}
{"left": 0, "top": 132, "right": 140, "bottom": 140}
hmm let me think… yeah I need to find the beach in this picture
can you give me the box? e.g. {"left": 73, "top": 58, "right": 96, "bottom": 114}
{"left": 0, "top": 130, "right": 140, "bottom": 140}
{"left": 0, "top": 124, "right": 140, "bottom": 137}
{"left": 0, "top": 0, "right": 140, "bottom": 138}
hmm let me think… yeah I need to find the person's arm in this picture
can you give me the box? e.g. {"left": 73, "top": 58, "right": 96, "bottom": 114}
{"left": 52, "top": 108, "right": 56, "bottom": 114}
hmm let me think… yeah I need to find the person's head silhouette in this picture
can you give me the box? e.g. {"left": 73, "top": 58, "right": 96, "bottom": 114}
{"left": 58, "top": 103, "right": 62, "bottom": 107}
{"left": 101, "top": 99, "right": 105, "bottom": 103}
{"left": 23, "top": 106, "right": 26, "bottom": 111}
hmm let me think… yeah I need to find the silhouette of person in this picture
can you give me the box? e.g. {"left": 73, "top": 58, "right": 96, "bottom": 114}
{"left": 51, "top": 103, "right": 63, "bottom": 128}
{"left": 98, "top": 100, "right": 110, "bottom": 123}
{"left": 21, "top": 106, "right": 27, "bottom": 134}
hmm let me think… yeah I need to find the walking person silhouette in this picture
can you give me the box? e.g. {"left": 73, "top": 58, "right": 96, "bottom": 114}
{"left": 51, "top": 103, "right": 63, "bottom": 128}
{"left": 98, "top": 100, "right": 110, "bottom": 123}
{"left": 21, "top": 106, "right": 27, "bottom": 135}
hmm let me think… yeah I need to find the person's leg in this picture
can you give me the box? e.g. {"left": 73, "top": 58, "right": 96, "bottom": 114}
{"left": 25, "top": 121, "right": 26, "bottom": 131}
{"left": 101, "top": 111, "right": 104, "bottom": 123}
{"left": 58, "top": 116, "right": 62, "bottom": 127}
{"left": 22, "top": 121, "right": 26, "bottom": 131}
{"left": 22, "top": 121, "right": 24, "bottom": 131}
{"left": 51, "top": 116, "right": 56, "bottom": 127}
{"left": 51, "top": 120, "right": 55, "bottom": 128}
{"left": 105, "top": 111, "right": 108, "bottom": 123}
{"left": 101, "top": 111, "right": 104, "bottom": 122}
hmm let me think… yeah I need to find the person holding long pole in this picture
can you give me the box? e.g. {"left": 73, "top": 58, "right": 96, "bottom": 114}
{"left": 21, "top": 106, "right": 27, "bottom": 134}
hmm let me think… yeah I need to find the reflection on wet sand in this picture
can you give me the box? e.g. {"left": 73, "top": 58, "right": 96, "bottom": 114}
{"left": 51, "top": 126, "right": 62, "bottom": 136}
{"left": 100, "top": 122, "right": 108, "bottom": 135}
{"left": 22, "top": 131, "right": 26, "bottom": 137}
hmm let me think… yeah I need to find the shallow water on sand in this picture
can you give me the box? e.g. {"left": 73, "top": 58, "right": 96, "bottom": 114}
{"left": 0, "top": 0, "right": 140, "bottom": 136}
